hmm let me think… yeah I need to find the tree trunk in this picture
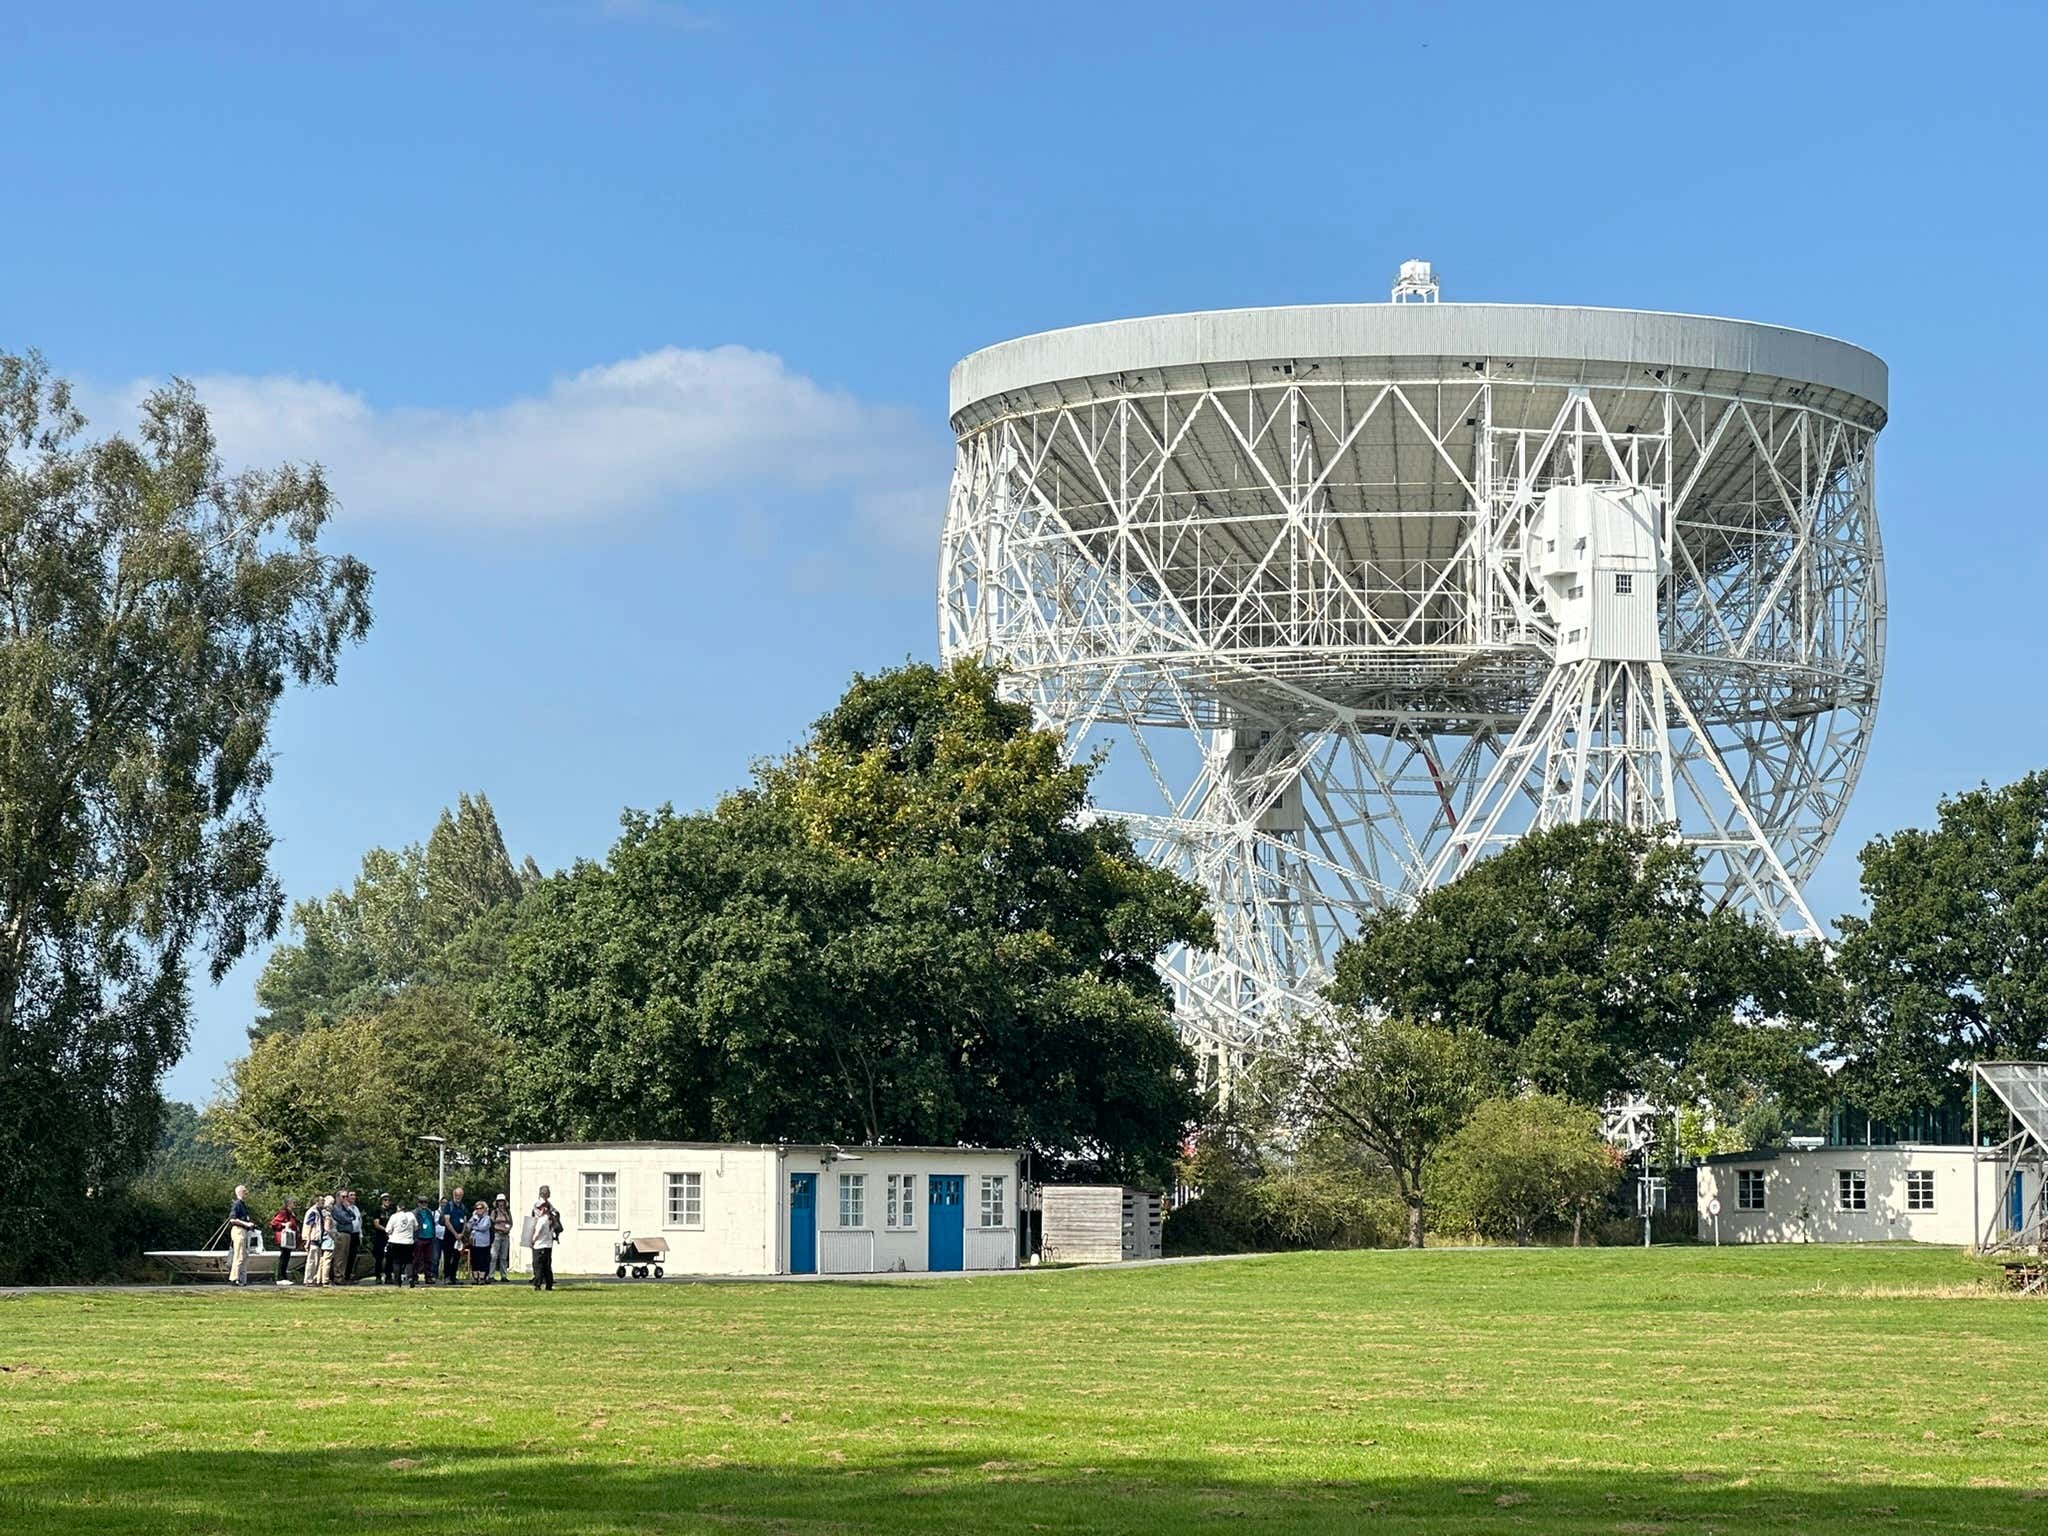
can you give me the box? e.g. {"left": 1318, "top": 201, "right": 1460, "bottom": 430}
{"left": 1407, "top": 1198, "right": 1425, "bottom": 1249}
{"left": 1572, "top": 1207, "right": 1583, "bottom": 1247}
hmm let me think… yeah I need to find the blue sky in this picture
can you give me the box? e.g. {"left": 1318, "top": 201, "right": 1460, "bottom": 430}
{"left": 3, "top": 2, "right": 2043, "bottom": 1101}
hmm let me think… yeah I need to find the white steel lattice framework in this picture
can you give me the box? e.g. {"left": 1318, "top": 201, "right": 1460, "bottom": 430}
{"left": 938, "top": 303, "right": 1888, "bottom": 1065}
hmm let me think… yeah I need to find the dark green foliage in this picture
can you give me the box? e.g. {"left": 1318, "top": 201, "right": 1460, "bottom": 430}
{"left": 212, "top": 984, "right": 510, "bottom": 1197}
{"left": 1326, "top": 821, "right": 1833, "bottom": 1113}
{"left": 486, "top": 660, "right": 1212, "bottom": 1185}
{"left": 0, "top": 352, "right": 371, "bottom": 1284}
{"left": 147, "top": 1100, "right": 231, "bottom": 1176}
{"left": 1834, "top": 771, "right": 2048, "bottom": 1123}
{"left": 1426, "top": 1094, "right": 1621, "bottom": 1245}
{"left": 1165, "top": 1111, "right": 1403, "bottom": 1255}
{"left": 1262, "top": 1013, "right": 1505, "bottom": 1248}
{"left": 252, "top": 791, "right": 532, "bottom": 1037}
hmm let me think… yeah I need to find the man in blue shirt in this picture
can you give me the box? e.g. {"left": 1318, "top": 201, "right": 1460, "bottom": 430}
{"left": 440, "top": 1185, "right": 468, "bottom": 1283}
{"left": 332, "top": 1190, "right": 363, "bottom": 1284}
{"left": 227, "top": 1185, "right": 258, "bottom": 1287}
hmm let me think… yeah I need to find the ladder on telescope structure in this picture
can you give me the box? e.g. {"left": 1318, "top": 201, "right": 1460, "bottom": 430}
{"left": 1974, "top": 1061, "right": 2048, "bottom": 1255}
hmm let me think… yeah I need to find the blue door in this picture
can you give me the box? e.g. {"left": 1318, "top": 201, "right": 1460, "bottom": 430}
{"left": 928, "top": 1175, "right": 964, "bottom": 1271}
{"left": 2012, "top": 1171, "right": 2026, "bottom": 1233}
{"left": 789, "top": 1173, "right": 817, "bottom": 1274}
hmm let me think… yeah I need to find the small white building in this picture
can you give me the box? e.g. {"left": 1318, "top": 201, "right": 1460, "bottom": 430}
{"left": 1696, "top": 1144, "right": 2017, "bottom": 1245}
{"left": 508, "top": 1141, "right": 1022, "bottom": 1277}
{"left": 1039, "top": 1185, "right": 1163, "bottom": 1263}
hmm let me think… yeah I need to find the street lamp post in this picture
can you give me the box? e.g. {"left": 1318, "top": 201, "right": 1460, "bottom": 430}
{"left": 420, "top": 1135, "right": 448, "bottom": 1205}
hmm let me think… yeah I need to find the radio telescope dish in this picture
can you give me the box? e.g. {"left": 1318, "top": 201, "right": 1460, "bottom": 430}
{"left": 939, "top": 300, "right": 1887, "bottom": 1067}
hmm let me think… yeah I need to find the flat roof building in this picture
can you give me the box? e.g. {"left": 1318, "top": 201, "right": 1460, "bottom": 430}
{"left": 507, "top": 1141, "right": 1022, "bottom": 1278}
{"left": 1696, "top": 1145, "right": 2012, "bottom": 1246}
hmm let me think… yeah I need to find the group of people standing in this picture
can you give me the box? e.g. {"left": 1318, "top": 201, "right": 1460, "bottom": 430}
{"left": 225, "top": 1184, "right": 516, "bottom": 1287}
{"left": 366, "top": 1187, "right": 516, "bottom": 1287}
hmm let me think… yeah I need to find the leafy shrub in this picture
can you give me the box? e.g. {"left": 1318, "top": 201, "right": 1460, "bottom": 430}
{"left": 1165, "top": 1115, "right": 1401, "bottom": 1255}
{"left": 1427, "top": 1095, "right": 1620, "bottom": 1245}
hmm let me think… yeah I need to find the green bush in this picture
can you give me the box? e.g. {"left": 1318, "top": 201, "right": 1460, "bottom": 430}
{"left": 1427, "top": 1095, "right": 1620, "bottom": 1245}
{"left": 1164, "top": 1124, "right": 1401, "bottom": 1256}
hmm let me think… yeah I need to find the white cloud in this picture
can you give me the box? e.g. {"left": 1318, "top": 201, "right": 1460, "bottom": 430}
{"left": 87, "top": 346, "right": 950, "bottom": 549}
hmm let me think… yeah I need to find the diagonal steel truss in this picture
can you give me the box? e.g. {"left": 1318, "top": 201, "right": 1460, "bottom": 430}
{"left": 1974, "top": 1062, "right": 2048, "bottom": 1259}
{"left": 940, "top": 363, "right": 1885, "bottom": 1063}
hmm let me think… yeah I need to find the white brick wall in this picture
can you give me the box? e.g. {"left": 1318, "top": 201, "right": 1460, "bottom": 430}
{"left": 1696, "top": 1146, "right": 2003, "bottom": 1245}
{"left": 507, "top": 1142, "right": 1020, "bottom": 1276}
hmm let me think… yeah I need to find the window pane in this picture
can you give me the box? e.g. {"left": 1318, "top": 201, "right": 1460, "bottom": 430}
{"left": 839, "top": 1173, "right": 865, "bottom": 1227}
{"left": 582, "top": 1172, "right": 617, "bottom": 1226}
{"left": 666, "top": 1172, "right": 702, "bottom": 1226}
{"left": 884, "top": 1174, "right": 916, "bottom": 1229}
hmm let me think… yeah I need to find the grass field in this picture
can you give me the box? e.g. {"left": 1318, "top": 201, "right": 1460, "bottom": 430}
{"left": 4, "top": 1246, "right": 2046, "bottom": 1534}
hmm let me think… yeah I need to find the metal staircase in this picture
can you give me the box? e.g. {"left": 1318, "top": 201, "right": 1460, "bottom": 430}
{"left": 1974, "top": 1062, "right": 2048, "bottom": 1264}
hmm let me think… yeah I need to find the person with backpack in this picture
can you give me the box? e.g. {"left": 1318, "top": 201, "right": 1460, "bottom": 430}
{"left": 524, "top": 1186, "right": 560, "bottom": 1292}
{"left": 411, "top": 1196, "right": 437, "bottom": 1285}
{"left": 270, "top": 1197, "right": 299, "bottom": 1286}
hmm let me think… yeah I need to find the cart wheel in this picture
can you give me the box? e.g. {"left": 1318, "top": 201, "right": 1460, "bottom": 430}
{"left": 615, "top": 1265, "right": 627, "bottom": 1278}
{"left": 653, "top": 1265, "right": 664, "bottom": 1279}
{"left": 636, "top": 1266, "right": 649, "bottom": 1278}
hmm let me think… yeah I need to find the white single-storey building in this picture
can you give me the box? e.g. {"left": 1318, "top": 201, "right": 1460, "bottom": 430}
{"left": 508, "top": 1141, "right": 1022, "bottom": 1277}
{"left": 1696, "top": 1144, "right": 2020, "bottom": 1245}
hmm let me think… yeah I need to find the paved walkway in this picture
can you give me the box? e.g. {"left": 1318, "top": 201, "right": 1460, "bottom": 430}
{"left": 1, "top": 1250, "right": 1276, "bottom": 1296}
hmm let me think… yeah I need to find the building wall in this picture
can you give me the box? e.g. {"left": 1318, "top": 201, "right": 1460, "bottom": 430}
{"left": 1695, "top": 1146, "right": 2004, "bottom": 1245}
{"left": 510, "top": 1144, "right": 780, "bottom": 1278}
{"left": 509, "top": 1143, "right": 1020, "bottom": 1276}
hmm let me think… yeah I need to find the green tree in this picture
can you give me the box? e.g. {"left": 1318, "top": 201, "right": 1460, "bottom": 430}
{"left": 1326, "top": 821, "right": 1832, "bottom": 1112}
{"left": 211, "top": 985, "right": 507, "bottom": 1197}
{"left": 1427, "top": 1094, "right": 1621, "bottom": 1245}
{"left": 1265, "top": 1012, "right": 1503, "bottom": 1247}
{"left": 253, "top": 791, "right": 532, "bottom": 1036}
{"left": 423, "top": 792, "right": 533, "bottom": 950}
{"left": 486, "top": 659, "right": 1213, "bottom": 1184}
{"left": 145, "top": 1100, "right": 230, "bottom": 1176}
{"left": 1834, "top": 772, "right": 2048, "bottom": 1124}
{"left": 0, "top": 352, "right": 371, "bottom": 1282}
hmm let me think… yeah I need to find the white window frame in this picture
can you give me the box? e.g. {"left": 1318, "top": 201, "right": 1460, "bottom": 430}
{"left": 664, "top": 1171, "right": 704, "bottom": 1229}
{"left": 1614, "top": 572, "right": 1634, "bottom": 595}
{"left": 886, "top": 1173, "right": 916, "bottom": 1230}
{"left": 838, "top": 1172, "right": 866, "bottom": 1229}
{"left": 979, "top": 1174, "right": 1006, "bottom": 1229}
{"left": 1838, "top": 1168, "right": 1867, "bottom": 1211}
{"left": 581, "top": 1171, "right": 618, "bottom": 1228}
{"left": 1906, "top": 1169, "right": 1935, "bottom": 1212}
{"left": 1735, "top": 1169, "right": 1766, "bottom": 1212}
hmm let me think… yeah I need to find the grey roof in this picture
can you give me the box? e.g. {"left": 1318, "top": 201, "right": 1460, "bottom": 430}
{"left": 950, "top": 302, "right": 1886, "bottom": 423}
{"left": 508, "top": 1140, "right": 1022, "bottom": 1157}
{"left": 1698, "top": 1143, "right": 1976, "bottom": 1165}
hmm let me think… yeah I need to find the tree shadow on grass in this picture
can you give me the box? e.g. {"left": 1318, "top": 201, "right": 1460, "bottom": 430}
{"left": 4, "top": 1445, "right": 2045, "bottom": 1535}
